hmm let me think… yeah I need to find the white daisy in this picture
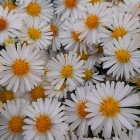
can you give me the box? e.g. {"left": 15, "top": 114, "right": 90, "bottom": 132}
{"left": 53, "top": 0, "right": 88, "bottom": 21}
{"left": 0, "top": 43, "right": 44, "bottom": 92}
{"left": 47, "top": 52, "right": 85, "bottom": 90}
{"left": 75, "top": 3, "right": 109, "bottom": 45}
{"left": 27, "top": 83, "right": 47, "bottom": 101}
{"left": 60, "top": 19, "right": 88, "bottom": 53}
{"left": 19, "top": 17, "right": 53, "bottom": 50}
{"left": 0, "top": 99, "right": 29, "bottom": 140}
{"left": 100, "top": 10, "right": 140, "bottom": 46}
{"left": 101, "top": 36, "right": 140, "bottom": 80}
{"left": 83, "top": 60, "right": 105, "bottom": 86}
{"left": 50, "top": 16, "right": 63, "bottom": 51}
{"left": 0, "top": 87, "right": 27, "bottom": 103}
{"left": 45, "top": 81, "right": 70, "bottom": 99}
{"left": 17, "top": 0, "right": 54, "bottom": 22}
{"left": 64, "top": 85, "right": 92, "bottom": 138}
{"left": 86, "top": 81, "right": 140, "bottom": 138}
{"left": 0, "top": 6, "right": 21, "bottom": 44}
{"left": 23, "top": 98, "right": 69, "bottom": 140}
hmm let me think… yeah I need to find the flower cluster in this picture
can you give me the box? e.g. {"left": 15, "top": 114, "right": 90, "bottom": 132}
{"left": 0, "top": 0, "right": 140, "bottom": 140}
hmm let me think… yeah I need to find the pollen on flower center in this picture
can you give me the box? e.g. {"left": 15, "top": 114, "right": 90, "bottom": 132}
{"left": 50, "top": 24, "right": 58, "bottom": 37}
{"left": 8, "top": 116, "right": 24, "bottom": 134}
{"left": 85, "top": 15, "right": 99, "bottom": 29}
{"left": 3, "top": 2, "right": 16, "bottom": 11}
{"left": 61, "top": 65, "right": 73, "bottom": 78}
{"left": 100, "top": 97, "right": 120, "bottom": 117}
{"left": 83, "top": 69, "right": 93, "bottom": 81}
{"left": 0, "top": 90, "right": 14, "bottom": 103}
{"left": 112, "top": 27, "right": 127, "bottom": 39}
{"left": 115, "top": 49, "right": 131, "bottom": 64}
{"left": 35, "top": 114, "right": 52, "bottom": 134}
{"left": 71, "top": 31, "right": 80, "bottom": 42}
{"left": 76, "top": 101, "right": 89, "bottom": 118}
{"left": 28, "top": 27, "right": 41, "bottom": 40}
{"left": 90, "top": 0, "right": 101, "bottom": 5}
{"left": 26, "top": 2, "right": 41, "bottom": 17}
{"left": 0, "top": 17, "right": 8, "bottom": 31}
{"left": 30, "top": 85, "right": 45, "bottom": 101}
{"left": 12, "top": 59, "right": 30, "bottom": 76}
{"left": 64, "top": 0, "right": 77, "bottom": 8}
{"left": 77, "top": 52, "right": 89, "bottom": 60}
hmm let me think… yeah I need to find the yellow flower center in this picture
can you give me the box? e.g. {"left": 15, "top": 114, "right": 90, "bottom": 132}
{"left": 100, "top": 97, "right": 120, "bottom": 117}
{"left": 5, "top": 38, "right": 15, "bottom": 46}
{"left": 71, "top": 31, "right": 80, "bottom": 42}
{"left": 136, "top": 78, "right": 140, "bottom": 88}
{"left": 0, "top": 90, "right": 14, "bottom": 103}
{"left": 64, "top": 0, "right": 77, "bottom": 8}
{"left": 138, "top": 121, "right": 140, "bottom": 126}
{"left": 90, "top": 0, "right": 101, "bottom": 5}
{"left": 76, "top": 101, "right": 89, "bottom": 118}
{"left": 26, "top": 2, "right": 41, "bottom": 17}
{"left": 28, "top": 27, "right": 41, "bottom": 41}
{"left": 35, "top": 114, "right": 52, "bottom": 134}
{"left": 112, "top": 27, "right": 127, "bottom": 39}
{"left": 12, "top": 59, "right": 30, "bottom": 76}
{"left": 61, "top": 65, "right": 73, "bottom": 78}
{"left": 77, "top": 52, "right": 89, "bottom": 61}
{"left": 3, "top": 2, "right": 16, "bottom": 11}
{"left": 83, "top": 69, "right": 93, "bottom": 81}
{"left": 0, "top": 17, "right": 8, "bottom": 31}
{"left": 115, "top": 49, "right": 131, "bottom": 64}
{"left": 59, "top": 83, "right": 67, "bottom": 91}
{"left": 50, "top": 24, "right": 58, "bottom": 37}
{"left": 30, "top": 85, "right": 45, "bottom": 101}
{"left": 85, "top": 15, "right": 99, "bottom": 29}
{"left": 8, "top": 116, "right": 24, "bottom": 134}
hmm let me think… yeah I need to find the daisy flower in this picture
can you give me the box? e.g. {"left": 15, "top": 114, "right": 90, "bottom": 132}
{"left": 64, "top": 86, "right": 92, "bottom": 138}
{"left": 28, "top": 83, "right": 47, "bottom": 101}
{"left": 1, "top": 0, "right": 16, "bottom": 12}
{"left": 101, "top": 36, "right": 140, "bottom": 80}
{"left": 100, "top": 10, "right": 140, "bottom": 46}
{"left": 0, "top": 88, "right": 27, "bottom": 103}
{"left": 50, "top": 16, "right": 62, "bottom": 51}
{"left": 86, "top": 81, "right": 140, "bottom": 138}
{"left": 0, "top": 43, "right": 45, "bottom": 92}
{"left": 0, "top": 6, "right": 21, "bottom": 44}
{"left": 19, "top": 17, "right": 53, "bottom": 50}
{"left": 0, "top": 99, "right": 29, "bottom": 140}
{"left": 47, "top": 52, "right": 85, "bottom": 90}
{"left": 23, "top": 98, "right": 69, "bottom": 140}
{"left": 83, "top": 60, "right": 105, "bottom": 85}
{"left": 53, "top": 0, "right": 88, "bottom": 21}
{"left": 17, "top": 0, "right": 54, "bottom": 22}
{"left": 74, "top": 3, "right": 109, "bottom": 45}
{"left": 60, "top": 19, "right": 88, "bottom": 53}
{"left": 45, "top": 81, "right": 70, "bottom": 99}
